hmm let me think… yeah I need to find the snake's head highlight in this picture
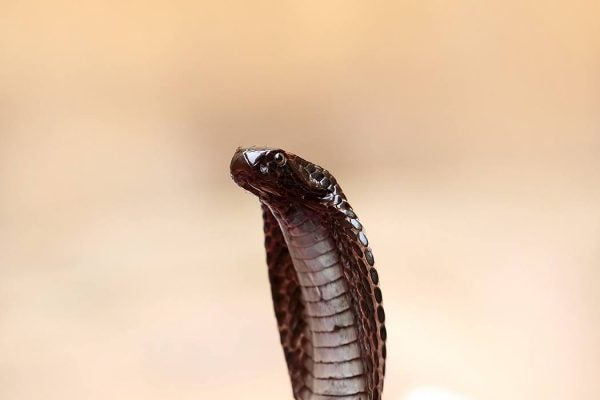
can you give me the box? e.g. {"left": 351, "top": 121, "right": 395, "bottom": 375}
{"left": 230, "top": 147, "right": 336, "bottom": 203}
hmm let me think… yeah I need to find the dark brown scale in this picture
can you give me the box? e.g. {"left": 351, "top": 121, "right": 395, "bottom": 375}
{"left": 365, "top": 249, "right": 375, "bottom": 266}
{"left": 343, "top": 222, "right": 357, "bottom": 237}
{"left": 377, "top": 306, "right": 385, "bottom": 323}
{"left": 304, "top": 164, "right": 316, "bottom": 174}
{"left": 311, "top": 171, "right": 325, "bottom": 181}
{"left": 374, "top": 287, "right": 383, "bottom": 303}
{"left": 360, "top": 299, "right": 369, "bottom": 314}
{"left": 371, "top": 332, "right": 379, "bottom": 352}
{"left": 379, "top": 326, "right": 387, "bottom": 341}
{"left": 351, "top": 241, "right": 363, "bottom": 257}
{"left": 358, "top": 260, "right": 369, "bottom": 277}
{"left": 369, "top": 269, "right": 379, "bottom": 285}
{"left": 361, "top": 280, "right": 372, "bottom": 297}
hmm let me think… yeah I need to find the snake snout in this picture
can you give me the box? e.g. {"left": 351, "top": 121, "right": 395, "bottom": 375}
{"left": 230, "top": 148, "right": 251, "bottom": 179}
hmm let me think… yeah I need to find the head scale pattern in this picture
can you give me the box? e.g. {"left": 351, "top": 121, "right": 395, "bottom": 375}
{"left": 230, "top": 147, "right": 347, "bottom": 209}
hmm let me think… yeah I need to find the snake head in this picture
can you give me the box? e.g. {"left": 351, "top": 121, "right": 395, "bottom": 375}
{"left": 230, "top": 147, "right": 342, "bottom": 204}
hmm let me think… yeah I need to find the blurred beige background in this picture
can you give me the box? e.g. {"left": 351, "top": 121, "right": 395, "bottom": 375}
{"left": 1, "top": 1, "right": 599, "bottom": 400}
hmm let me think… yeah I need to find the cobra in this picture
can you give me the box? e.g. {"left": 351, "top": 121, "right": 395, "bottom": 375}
{"left": 230, "top": 147, "right": 386, "bottom": 400}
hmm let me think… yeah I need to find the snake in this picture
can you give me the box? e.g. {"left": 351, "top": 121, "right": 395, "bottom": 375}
{"left": 230, "top": 147, "right": 386, "bottom": 400}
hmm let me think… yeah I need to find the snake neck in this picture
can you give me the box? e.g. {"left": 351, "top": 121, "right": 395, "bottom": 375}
{"left": 265, "top": 201, "right": 371, "bottom": 400}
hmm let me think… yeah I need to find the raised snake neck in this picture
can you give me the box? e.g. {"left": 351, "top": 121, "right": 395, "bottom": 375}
{"left": 231, "top": 148, "right": 386, "bottom": 400}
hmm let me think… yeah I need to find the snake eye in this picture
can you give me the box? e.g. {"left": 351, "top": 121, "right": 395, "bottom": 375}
{"left": 273, "top": 152, "right": 286, "bottom": 166}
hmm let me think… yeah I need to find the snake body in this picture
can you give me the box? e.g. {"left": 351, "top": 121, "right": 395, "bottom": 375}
{"left": 230, "top": 148, "right": 386, "bottom": 400}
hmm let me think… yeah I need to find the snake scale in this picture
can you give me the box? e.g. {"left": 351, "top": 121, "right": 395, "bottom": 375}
{"left": 230, "top": 147, "right": 386, "bottom": 400}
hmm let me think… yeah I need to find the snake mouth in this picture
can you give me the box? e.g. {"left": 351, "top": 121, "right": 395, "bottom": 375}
{"left": 231, "top": 173, "right": 256, "bottom": 194}
{"left": 231, "top": 170, "right": 248, "bottom": 184}
{"left": 230, "top": 169, "right": 266, "bottom": 197}
{"left": 233, "top": 174, "right": 281, "bottom": 199}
